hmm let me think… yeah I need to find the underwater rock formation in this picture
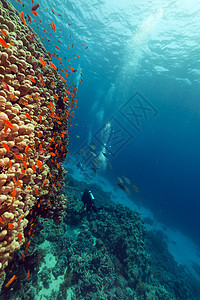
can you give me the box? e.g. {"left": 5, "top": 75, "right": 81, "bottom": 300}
{"left": 0, "top": 0, "right": 69, "bottom": 287}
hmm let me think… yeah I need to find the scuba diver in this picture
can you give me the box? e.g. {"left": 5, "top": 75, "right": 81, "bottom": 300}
{"left": 81, "top": 189, "right": 98, "bottom": 213}
{"left": 77, "top": 162, "right": 86, "bottom": 172}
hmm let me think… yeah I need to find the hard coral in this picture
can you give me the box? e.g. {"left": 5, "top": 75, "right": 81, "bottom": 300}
{"left": 0, "top": 0, "right": 69, "bottom": 287}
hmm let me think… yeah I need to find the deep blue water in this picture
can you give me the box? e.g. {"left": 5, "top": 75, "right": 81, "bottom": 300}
{"left": 75, "top": 79, "right": 200, "bottom": 245}
{"left": 12, "top": 0, "right": 200, "bottom": 246}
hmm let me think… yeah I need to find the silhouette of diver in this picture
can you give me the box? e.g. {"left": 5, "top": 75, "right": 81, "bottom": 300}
{"left": 81, "top": 189, "right": 98, "bottom": 213}
{"left": 77, "top": 162, "right": 86, "bottom": 172}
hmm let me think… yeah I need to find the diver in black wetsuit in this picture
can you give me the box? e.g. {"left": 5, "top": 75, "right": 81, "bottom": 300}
{"left": 81, "top": 189, "right": 98, "bottom": 213}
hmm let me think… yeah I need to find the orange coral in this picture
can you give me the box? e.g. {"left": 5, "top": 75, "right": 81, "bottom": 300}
{"left": 0, "top": 0, "right": 69, "bottom": 286}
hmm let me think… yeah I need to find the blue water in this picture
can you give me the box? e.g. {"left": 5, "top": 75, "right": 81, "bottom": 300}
{"left": 12, "top": 0, "right": 200, "bottom": 245}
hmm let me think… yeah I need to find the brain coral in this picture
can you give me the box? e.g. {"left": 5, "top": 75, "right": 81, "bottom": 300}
{"left": 0, "top": 0, "right": 69, "bottom": 287}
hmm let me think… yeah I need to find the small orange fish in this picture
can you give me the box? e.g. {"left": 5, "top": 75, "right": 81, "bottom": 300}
{"left": 48, "top": 105, "right": 54, "bottom": 113}
{"left": 18, "top": 180, "right": 22, "bottom": 187}
{"left": 0, "top": 37, "right": 8, "bottom": 48}
{"left": 12, "top": 188, "right": 17, "bottom": 199}
{"left": 14, "top": 154, "right": 23, "bottom": 160}
{"left": 38, "top": 143, "right": 44, "bottom": 152}
{"left": 21, "top": 254, "right": 25, "bottom": 262}
{"left": 59, "top": 76, "right": 66, "bottom": 82}
{"left": 0, "top": 29, "right": 8, "bottom": 36}
{"left": 4, "top": 125, "right": 9, "bottom": 133}
{"left": 69, "top": 66, "right": 76, "bottom": 73}
{"left": 26, "top": 14, "right": 32, "bottom": 24}
{"left": 35, "top": 188, "right": 39, "bottom": 195}
{"left": 32, "top": 10, "right": 37, "bottom": 16}
{"left": 18, "top": 215, "right": 23, "bottom": 225}
{"left": 49, "top": 102, "right": 54, "bottom": 108}
{"left": 28, "top": 77, "right": 36, "bottom": 83}
{"left": 39, "top": 57, "right": 46, "bottom": 66}
{"left": 39, "top": 115, "right": 42, "bottom": 123}
{"left": 38, "top": 131, "right": 42, "bottom": 138}
{"left": 50, "top": 152, "right": 56, "bottom": 156}
{"left": 13, "top": 178, "right": 21, "bottom": 187}
{"left": 43, "top": 179, "right": 48, "bottom": 186}
{"left": 56, "top": 163, "right": 59, "bottom": 168}
{"left": 1, "top": 80, "right": 10, "bottom": 91}
{"left": 32, "top": 164, "right": 36, "bottom": 172}
{"left": 0, "top": 217, "right": 4, "bottom": 224}
{"left": 65, "top": 90, "right": 71, "bottom": 95}
{"left": 32, "top": 3, "right": 40, "bottom": 11}
{"left": 36, "top": 160, "right": 42, "bottom": 169}
{"left": 23, "top": 161, "right": 27, "bottom": 169}
{"left": 10, "top": 94, "right": 16, "bottom": 100}
{"left": 21, "top": 169, "right": 26, "bottom": 173}
{"left": 8, "top": 223, "right": 14, "bottom": 229}
{"left": 2, "top": 142, "right": 11, "bottom": 152}
{"left": 49, "top": 62, "right": 57, "bottom": 70}
{"left": 8, "top": 160, "right": 12, "bottom": 168}
{"left": 52, "top": 94, "right": 58, "bottom": 100}
{"left": 18, "top": 232, "right": 22, "bottom": 242}
{"left": 50, "top": 22, "right": 56, "bottom": 32}
{"left": 25, "top": 241, "right": 30, "bottom": 255}
{"left": 26, "top": 113, "right": 31, "bottom": 120}
{"left": 20, "top": 11, "right": 26, "bottom": 25}
{"left": 54, "top": 44, "right": 59, "bottom": 50}
{"left": 5, "top": 275, "right": 17, "bottom": 288}
{"left": 25, "top": 145, "right": 29, "bottom": 153}
{"left": 27, "top": 270, "right": 30, "bottom": 279}
{"left": 51, "top": 9, "right": 55, "bottom": 14}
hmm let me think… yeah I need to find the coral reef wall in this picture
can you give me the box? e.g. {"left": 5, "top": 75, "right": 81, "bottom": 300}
{"left": 0, "top": 0, "right": 69, "bottom": 285}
